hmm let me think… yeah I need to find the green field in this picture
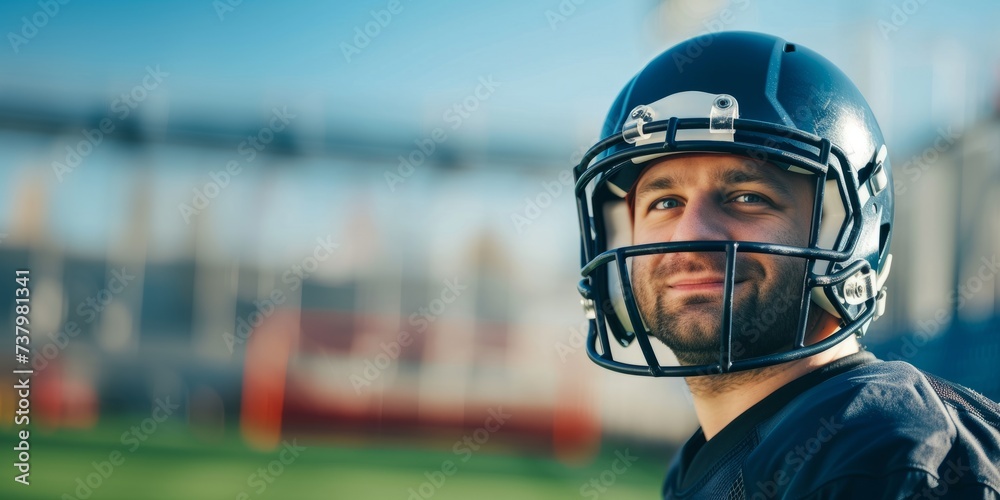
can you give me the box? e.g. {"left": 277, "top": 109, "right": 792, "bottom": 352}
{"left": 1, "top": 420, "right": 670, "bottom": 499}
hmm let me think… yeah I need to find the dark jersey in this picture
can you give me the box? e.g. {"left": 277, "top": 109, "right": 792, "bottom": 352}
{"left": 661, "top": 351, "right": 1000, "bottom": 499}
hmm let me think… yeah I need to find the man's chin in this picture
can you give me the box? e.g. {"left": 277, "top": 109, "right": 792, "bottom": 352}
{"left": 661, "top": 303, "right": 723, "bottom": 327}
{"left": 668, "top": 349, "right": 721, "bottom": 368}
{"left": 649, "top": 326, "right": 721, "bottom": 364}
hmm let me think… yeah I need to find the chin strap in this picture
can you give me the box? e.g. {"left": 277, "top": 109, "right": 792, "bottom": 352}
{"left": 841, "top": 253, "right": 892, "bottom": 331}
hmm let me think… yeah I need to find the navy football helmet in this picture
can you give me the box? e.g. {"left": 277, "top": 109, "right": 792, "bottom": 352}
{"left": 574, "top": 32, "right": 894, "bottom": 377}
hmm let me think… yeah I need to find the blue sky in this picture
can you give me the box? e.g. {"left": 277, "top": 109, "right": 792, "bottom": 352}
{"left": 1, "top": 0, "right": 999, "bottom": 157}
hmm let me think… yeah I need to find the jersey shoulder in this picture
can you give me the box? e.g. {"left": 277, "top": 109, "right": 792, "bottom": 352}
{"left": 743, "top": 359, "right": 1000, "bottom": 498}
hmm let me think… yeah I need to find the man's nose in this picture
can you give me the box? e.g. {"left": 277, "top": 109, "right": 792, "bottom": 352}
{"left": 670, "top": 198, "right": 730, "bottom": 242}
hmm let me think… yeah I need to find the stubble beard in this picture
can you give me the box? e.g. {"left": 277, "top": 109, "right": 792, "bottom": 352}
{"left": 632, "top": 252, "right": 806, "bottom": 371}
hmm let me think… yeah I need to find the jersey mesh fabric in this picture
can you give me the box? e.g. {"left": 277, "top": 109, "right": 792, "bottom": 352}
{"left": 661, "top": 354, "right": 1000, "bottom": 499}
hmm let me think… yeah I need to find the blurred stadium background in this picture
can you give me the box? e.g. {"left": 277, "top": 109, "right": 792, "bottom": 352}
{"left": 0, "top": 0, "right": 998, "bottom": 498}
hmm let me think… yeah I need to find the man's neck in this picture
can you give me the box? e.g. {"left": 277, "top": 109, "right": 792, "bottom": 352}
{"left": 686, "top": 338, "right": 860, "bottom": 440}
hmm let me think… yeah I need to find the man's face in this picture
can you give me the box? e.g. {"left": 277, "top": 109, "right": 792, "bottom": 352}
{"left": 629, "top": 154, "right": 816, "bottom": 366}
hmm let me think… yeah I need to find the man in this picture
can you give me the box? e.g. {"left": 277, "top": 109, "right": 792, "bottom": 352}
{"left": 573, "top": 32, "right": 1000, "bottom": 498}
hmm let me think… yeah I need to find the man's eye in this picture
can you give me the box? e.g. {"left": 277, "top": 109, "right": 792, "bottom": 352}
{"left": 651, "top": 198, "right": 680, "bottom": 210}
{"left": 732, "top": 193, "right": 766, "bottom": 204}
